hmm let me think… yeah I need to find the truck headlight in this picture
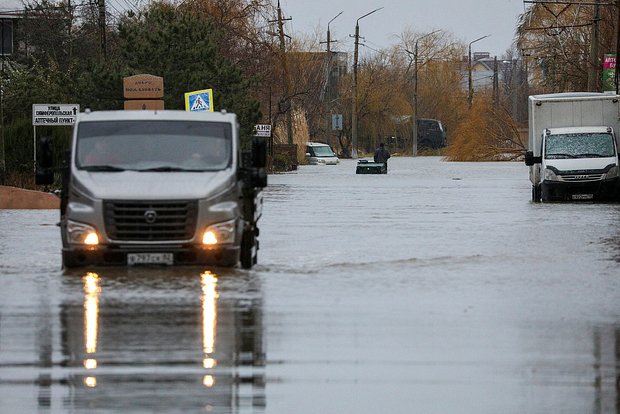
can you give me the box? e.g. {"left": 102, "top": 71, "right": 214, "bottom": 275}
{"left": 544, "top": 168, "right": 559, "bottom": 181}
{"left": 202, "top": 219, "right": 236, "bottom": 245}
{"left": 67, "top": 220, "right": 99, "bottom": 245}
{"left": 606, "top": 165, "right": 620, "bottom": 179}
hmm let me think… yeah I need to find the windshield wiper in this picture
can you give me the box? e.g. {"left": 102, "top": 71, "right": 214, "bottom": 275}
{"left": 137, "top": 166, "right": 204, "bottom": 172}
{"left": 575, "top": 153, "right": 608, "bottom": 158}
{"left": 546, "top": 153, "right": 576, "bottom": 159}
{"left": 81, "top": 165, "right": 126, "bottom": 172}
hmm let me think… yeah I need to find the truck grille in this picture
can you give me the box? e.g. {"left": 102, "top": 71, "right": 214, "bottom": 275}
{"left": 560, "top": 173, "right": 604, "bottom": 182}
{"left": 104, "top": 200, "right": 197, "bottom": 241}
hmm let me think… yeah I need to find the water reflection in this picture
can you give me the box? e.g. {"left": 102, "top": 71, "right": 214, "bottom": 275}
{"left": 592, "top": 325, "right": 620, "bottom": 413}
{"left": 57, "top": 268, "right": 265, "bottom": 412}
{"left": 83, "top": 272, "right": 100, "bottom": 376}
{"left": 202, "top": 271, "right": 217, "bottom": 386}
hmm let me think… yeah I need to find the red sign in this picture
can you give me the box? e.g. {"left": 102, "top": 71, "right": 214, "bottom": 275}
{"left": 603, "top": 54, "right": 616, "bottom": 69}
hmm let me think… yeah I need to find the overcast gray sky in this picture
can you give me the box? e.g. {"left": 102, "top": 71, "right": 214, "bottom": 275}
{"left": 2, "top": 0, "right": 526, "bottom": 57}
{"left": 280, "top": 0, "right": 526, "bottom": 58}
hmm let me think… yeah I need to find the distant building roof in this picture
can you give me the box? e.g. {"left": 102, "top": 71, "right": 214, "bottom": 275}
{"left": 0, "top": 0, "right": 24, "bottom": 17}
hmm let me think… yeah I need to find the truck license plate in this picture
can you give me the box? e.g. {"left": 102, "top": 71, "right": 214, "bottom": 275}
{"left": 571, "top": 194, "right": 593, "bottom": 200}
{"left": 127, "top": 253, "right": 174, "bottom": 265}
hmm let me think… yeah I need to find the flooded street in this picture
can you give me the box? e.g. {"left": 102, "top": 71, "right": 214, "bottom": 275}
{"left": 1, "top": 156, "right": 620, "bottom": 413}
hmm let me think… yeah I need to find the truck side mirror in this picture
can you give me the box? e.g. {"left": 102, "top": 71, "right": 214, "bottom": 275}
{"left": 524, "top": 151, "right": 534, "bottom": 166}
{"left": 252, "top": 137, "right": 267, "bottom": 168}
{"left": 524, "top": 151, "right": 542, "bottom": 166}
{"left": 35, "top": 136, "right": 55, "bottom": 185}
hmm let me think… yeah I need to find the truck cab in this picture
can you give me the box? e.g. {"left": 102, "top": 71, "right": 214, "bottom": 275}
{"left": 536, "top": 126, "right": 619, "bottom": 201}
{"left": 36, "top": 109, "right": 267, "bottom": 269}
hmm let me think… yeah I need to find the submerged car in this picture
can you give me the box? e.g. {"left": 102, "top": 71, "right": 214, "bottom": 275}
{"left": 356, "top": 160, "right": 387, "bottom": 174}
{"left": 305, "top": 142, "right": 339, "bottom": 165}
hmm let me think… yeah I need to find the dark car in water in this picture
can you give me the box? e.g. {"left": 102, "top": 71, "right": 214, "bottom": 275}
{"left": 417, "top": 118, "right": 447, "bottom": 149}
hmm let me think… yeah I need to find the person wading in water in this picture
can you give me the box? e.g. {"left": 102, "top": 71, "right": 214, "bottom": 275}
{"left": 374, "top": 142, "right": 391, "bottom": 171}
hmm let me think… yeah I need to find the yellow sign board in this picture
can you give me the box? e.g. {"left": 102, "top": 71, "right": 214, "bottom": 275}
{"left": 184, "top": 89, "right": 214, "bottom": 112}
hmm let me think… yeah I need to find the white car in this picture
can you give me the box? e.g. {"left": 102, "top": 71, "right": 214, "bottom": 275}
{"left": 305, "top": 142, "right": 339, "bottom": 165}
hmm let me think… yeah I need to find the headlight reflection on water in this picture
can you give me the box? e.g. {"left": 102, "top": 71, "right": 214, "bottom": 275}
{"left": 79, "top": 271, "right": 220, "bottom": 389}
{"left": 202, "top": 271, "right": 219, "bottom": 387}
{"left": 83, "top": 272, "right": 101, "bottom": 386}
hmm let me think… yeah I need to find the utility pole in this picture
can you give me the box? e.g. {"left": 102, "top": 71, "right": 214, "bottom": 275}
{"left": 588, "top": 0, "right": 601, "bottom": 91}
{"left": 98, "top": 0, "right": 106, "bottom": 61}
{"left": 522, "top": 50, "right": 530, "bottom": 117}
{"left": 409, "top": 30, "right": 439, "bottom": 156}
{"left": 275, "top": 0, "right": 293, "bottom": 144}
{"left": 0, "top": 22, "right": 5, "bottom": 185}
{"left": 351, "top": 7, "right": 382, "bottom": 159}
{"left": 321, "top": 12, "right": 343, "bottom": 145}
{"left": 616, "top": 0, "right": 620, "bottom": 94}
{"left": 351, "top": 21, "right": 360, "bottom": 159}
{"left": 493, "top": 56, "right": 499, "bottom": 107}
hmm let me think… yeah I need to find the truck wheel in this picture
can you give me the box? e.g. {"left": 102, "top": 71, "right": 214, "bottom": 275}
{"left": 240, "top": 229, "right": 255, "bottom": 269}
{"left": 532, "top": 185, "right": 541, "bottom": 202}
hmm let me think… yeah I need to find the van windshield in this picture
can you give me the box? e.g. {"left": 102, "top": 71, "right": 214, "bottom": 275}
{"left": 76, "top": 120, "right": 232, "bottom": 172}
{"left": 311, "top": 146, "right": 335, "bottom": 157}
{"left": 544, "top": 133, "right": 616, "bottom": 159}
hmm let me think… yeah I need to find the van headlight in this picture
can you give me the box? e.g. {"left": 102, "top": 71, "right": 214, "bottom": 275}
{"left": 202, "top": 219, "right": 236, "bottom": 245}
{"left": 544, "top": 168, "right": 559, "bottom": 181}
{"left": 606, "top": 165, "right": 620, "bottom": 179}
{"left": 67, "top": 220, "right": 99, "bottom": 245}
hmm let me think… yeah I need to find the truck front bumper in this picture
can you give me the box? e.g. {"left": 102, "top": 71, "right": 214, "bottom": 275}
{"left": 62, "top": 245, "right": 240, "bottom": 268}
{"left": 541, "top": 178, "right": 620, "bottom": 201}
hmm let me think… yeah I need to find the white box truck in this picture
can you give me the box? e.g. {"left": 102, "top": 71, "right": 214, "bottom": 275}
{"left": 525, "top": 92, "right": 620, "bottom": 202}
{"left": 36, "top": 109, "right": 267, "bottom": 269}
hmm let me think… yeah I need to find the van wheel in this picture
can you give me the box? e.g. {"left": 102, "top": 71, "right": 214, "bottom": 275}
{"left": 541, "top": 184, "right": 552, "bottom": 202}
{"left": 532, "top": 185, "right": 541, "bottom": 202}
{"left": 240, "top": 229, "right": 255, "bottom": 269}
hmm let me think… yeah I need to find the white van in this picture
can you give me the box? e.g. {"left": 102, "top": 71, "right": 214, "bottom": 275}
{"left": 305, "top": 142, "right": 339, "bottom": 165}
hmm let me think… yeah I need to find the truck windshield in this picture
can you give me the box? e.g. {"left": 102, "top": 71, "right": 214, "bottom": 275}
{"left": 76, "top": 120, "right": 232, "bottom": 171}
{"left": 544, "top": 133, "right": 616, "bottom": 159}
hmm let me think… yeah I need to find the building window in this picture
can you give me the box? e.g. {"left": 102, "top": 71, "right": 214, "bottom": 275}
{"left": 1, "top": 19, "right": 13, "bottom": 56}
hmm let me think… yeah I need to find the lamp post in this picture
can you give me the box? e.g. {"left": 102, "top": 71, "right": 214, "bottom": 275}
{"left": 351, "top": 7, "right": 383, "bottom": 159}
{"left": 468, "top": 34, "right": 490, "bottom": 108}
{"left": 409, "top": 30, "right": 440, "bottom": 156}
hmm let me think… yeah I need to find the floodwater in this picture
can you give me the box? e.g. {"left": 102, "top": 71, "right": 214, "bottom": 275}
{"left": 1, "top": 156, "right": 620, "bottom": 413}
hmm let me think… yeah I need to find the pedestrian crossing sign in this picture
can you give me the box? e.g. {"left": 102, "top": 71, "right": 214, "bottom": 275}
{"left": 184, "top": 89, "right": 214, "bottom": 112}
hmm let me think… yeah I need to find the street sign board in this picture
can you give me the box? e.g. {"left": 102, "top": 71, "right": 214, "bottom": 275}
{"left": 32, "top": 104, "right": 79, "bottom": 126}
{"left": 184, "top": 89, "right": 214, "bottom": 112}
{"left": 254, "top": 124, "right": 272, "bottom": 137}
{"left": 123, "top": 74, "right": 164, "bottom": 99}
{"left": 602, "top": 54, "right": 616, "bottom": 92}
{"left": 332, "top": 114, "right": 343, "bottom": 131}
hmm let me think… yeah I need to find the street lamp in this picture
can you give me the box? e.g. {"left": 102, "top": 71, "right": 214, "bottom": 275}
{"left": 351, "top": 7, "right": 383, "bottom": 159}
{"left": 468, "top": 34, "right": 490, "bottom": 108}
{"left": 327, "top": 11, "right": 343, "bottom": 45}
{"left": 407, "top": 29, "right": 440, "bottom": 156}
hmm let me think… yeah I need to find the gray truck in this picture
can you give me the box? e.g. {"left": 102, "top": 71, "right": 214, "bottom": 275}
{"left": 36, "top": 109, "right": 267, "bottom": 269}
